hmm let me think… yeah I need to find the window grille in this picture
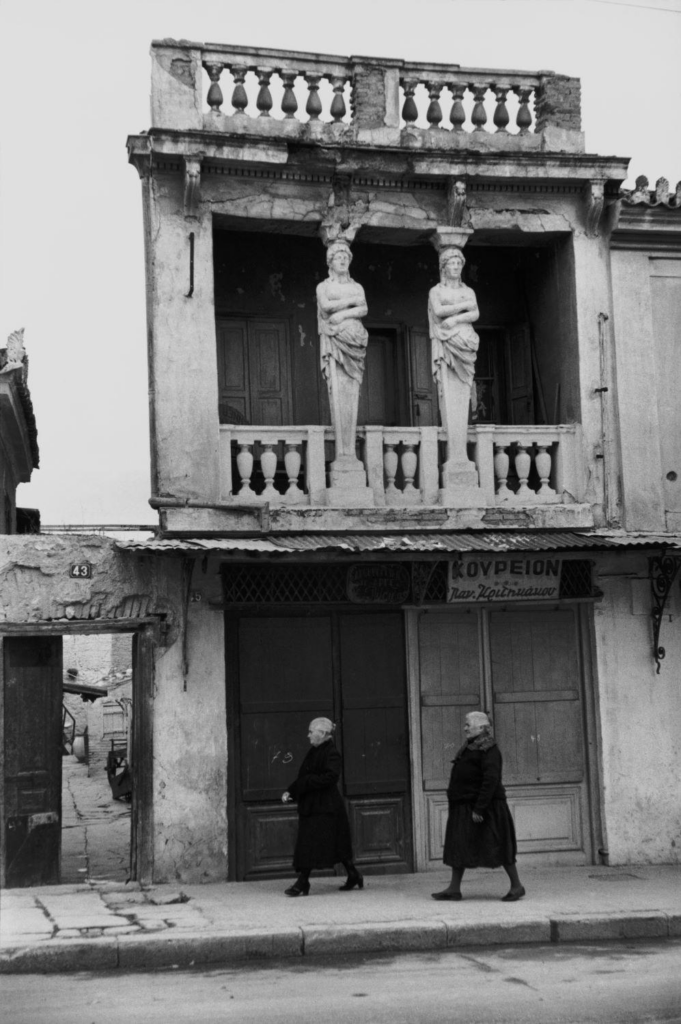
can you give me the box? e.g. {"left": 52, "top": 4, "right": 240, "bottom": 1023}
{"left": 222, "top": 558, "right": 594, "bottom": 605}
{"left": 559, "top": 559, "right": 594, "bottom": 599}
{"left": 223, "top": 564, "right": 349, "bottom": 604}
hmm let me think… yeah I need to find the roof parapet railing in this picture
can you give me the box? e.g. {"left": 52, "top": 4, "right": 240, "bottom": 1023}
{"left": 149, "top": 40, "right": 581, "bottom": 141}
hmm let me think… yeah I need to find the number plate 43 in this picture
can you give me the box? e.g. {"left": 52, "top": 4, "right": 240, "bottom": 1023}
{"left": 70, "top": 563, "right": 92, "bottom": 578}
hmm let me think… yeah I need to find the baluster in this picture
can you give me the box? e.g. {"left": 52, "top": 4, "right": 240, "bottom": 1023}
{"left": 494, "top": 444, "right": 511, "bottom": 498}
{"left": 281, "top": 70, "right": 299, "bottom": 119}
{"left": 515, "top": 443, "right": 533, "bottom": 498}
{"left": 535, "top": 445, "right": 555, "bottom": 497}
{"left": 260, "top": 444, "right": 279, "bottom": 499}
{"left": 515, "top": 87, "right": 533, "bottom": 134}
{"left": 449, "top": 83, "right": 466, "bottom": 131}
{"left": 256, "top": 68, "right": 273, "bottom": 117}
{"left": 470, "top": 84, "right": 488, "bottom": 131}
{"left": 205, "top": 63, "right": 224, "bottom": 113}
{"left": 236, "top": 443, "right": 255, "bottom": 495}
{"left": 330, "top": 77, "right": 347, "bottom": 122}
{"left": 401, "top": 80, "right": 419, "bottom": 125}
{"left": 231, "top": 65, "right": 249, "bottom": 116}
{"left": 493, "top": 86, "right": 509, "bottom": 132}
{"left": 305, "top": 73, "right": 323, "bottom": 120}
{"left": 426, "top": 82, "right": 443, "bottom": 129}
{"left": 384, "top": 444, "right": 399, "bottom": 496}
{"left": 401, "top": 444, "right": 418, "bottom": 495}
{"left": 284, "top": 444, "right": 305, "bottom": 501}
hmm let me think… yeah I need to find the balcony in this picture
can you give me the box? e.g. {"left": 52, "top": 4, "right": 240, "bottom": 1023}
{"left": 150, "top": 40, "right": 583, "bottom": 156}
{"left": 147, "top": 422, "right": 592, "bottom": 537}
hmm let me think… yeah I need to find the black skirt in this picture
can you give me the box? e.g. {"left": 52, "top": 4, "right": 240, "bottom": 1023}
{"left": 293, "top": 811, "right": 353, "bottom": 871}
{"left": 443, "top": 799, "right": 517, "bottom": 869}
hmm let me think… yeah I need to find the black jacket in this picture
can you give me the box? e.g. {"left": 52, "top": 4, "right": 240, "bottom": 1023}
{"left": 287, "top": 739, "right": 346, "bottom": 818}
{"left": 446, "top": 743, "right": 507, "bottom": 814}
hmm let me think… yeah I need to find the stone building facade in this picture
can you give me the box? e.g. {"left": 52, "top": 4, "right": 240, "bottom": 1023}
{"left": 1, "top": 42, "right": 679, "bottom": 888}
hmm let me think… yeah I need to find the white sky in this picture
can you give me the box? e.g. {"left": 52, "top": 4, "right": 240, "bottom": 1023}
{"left": 1, "top": 0, "right": 680, "bottom": 525}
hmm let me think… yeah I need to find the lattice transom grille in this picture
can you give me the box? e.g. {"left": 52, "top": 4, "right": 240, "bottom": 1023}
{"left": 559, "top": 559, "right": 594, "bottom": 599}
{"left": 223, "top": 564, "right": 349, "bottom": 604}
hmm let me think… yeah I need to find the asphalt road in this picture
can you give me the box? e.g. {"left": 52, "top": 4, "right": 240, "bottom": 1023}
{"left": 4, "top": 940, "right": 680, "bottom": 1024}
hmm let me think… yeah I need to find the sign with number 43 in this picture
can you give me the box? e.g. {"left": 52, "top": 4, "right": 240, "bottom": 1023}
{"left": 70, "top": 563, "right": 92, "bottom": 578}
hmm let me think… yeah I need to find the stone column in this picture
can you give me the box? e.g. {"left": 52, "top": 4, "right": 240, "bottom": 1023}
{"left": 429, "top": 227, "right": 485, "bottom": 507}
{"left": 317, "top": 224, "right": 374, "bottom": 507}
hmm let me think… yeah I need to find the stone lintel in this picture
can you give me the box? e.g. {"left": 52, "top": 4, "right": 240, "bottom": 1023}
{"left": 159, "top": 503, "right": 595, "bottom": 536}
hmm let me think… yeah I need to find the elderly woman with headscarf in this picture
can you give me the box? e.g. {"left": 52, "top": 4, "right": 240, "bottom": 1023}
{"left": 432, "top": 711, "right": 525, "bottom": 902}
{"left": 281, "top": 717, "right": 362, "bottom": 897}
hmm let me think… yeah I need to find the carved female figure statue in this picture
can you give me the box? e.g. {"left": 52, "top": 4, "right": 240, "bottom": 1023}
{"left": 316, "top": 241, "right": 369, "bottom": 478}
{"left": 428, "top": 247, "right": 481, "bottom": 493}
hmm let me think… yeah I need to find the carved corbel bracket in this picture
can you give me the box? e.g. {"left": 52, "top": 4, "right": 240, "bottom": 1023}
{"left": 446, "top": 179, "right": 469, "bottom": 228}
{"left": 649, "top": 550, "right": 681, "bottom": 673}
{"left": 584, "top": 179, "right": 605, "bottom": 238}
{"left": 319, "top": 218, "right": 361, "bottom": 249}
{"left": 184, "top": 156, "right": 202, "bottom": 219}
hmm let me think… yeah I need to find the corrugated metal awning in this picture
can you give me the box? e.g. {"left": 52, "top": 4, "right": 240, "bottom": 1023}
{"left": 116, "top": 531, "right": 681, "bottom": 555}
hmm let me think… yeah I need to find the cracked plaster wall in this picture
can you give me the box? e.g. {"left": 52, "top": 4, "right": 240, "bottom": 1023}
{"left": 151, "top": 556, "right": 228, "bottom": 883}
{"left": 145, "top": 175, "right": 221, "bottom": 502}
{"left": 593, "top": 552, "right": 681, "bottom": 864}
{"left": 0, "top": 536, "right": 177, "bottom": 625}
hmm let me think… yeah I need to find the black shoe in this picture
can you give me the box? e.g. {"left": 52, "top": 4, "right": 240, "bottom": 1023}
{"left": 284, "top": 881, "right": 310, "bottom": 897}
{"left": 338, "top": 872, "right": 364, "bottom": 891}
{"left": 431, "top": 890, "right": 462, "bottom": 901}
{"left": 501, "top": 886, "right": 526, "bottom": 902}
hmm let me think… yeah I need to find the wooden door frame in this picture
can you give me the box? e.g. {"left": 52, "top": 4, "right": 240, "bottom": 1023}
{"left": 0, "top": 618, "right": 158, "bottom": 888}
{"left": 405, "top": 601, "right": 604, "bottom": 872}
{"left": 225, "top": 604, "right": 414, "bottom": 880}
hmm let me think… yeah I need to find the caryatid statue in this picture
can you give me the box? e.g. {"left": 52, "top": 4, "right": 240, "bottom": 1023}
{"left": 428, "top": 245, "right": 483, "bottom": 502}
{"left": 317, "top": 236, "right": 374, "bottom": 503}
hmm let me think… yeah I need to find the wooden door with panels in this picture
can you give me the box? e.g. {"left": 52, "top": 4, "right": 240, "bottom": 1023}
{"left": 412, "top": 605, "right": 591, "bottom": 869}
{"left": 2, "top": 637, "right": 62, "bottom": 887}
{"left": 227, "top": 611, "right": 412, "bottom": 880}
{"left": 216, "top": 317, "right": 292, "bottom": 426}
{"left": 489, "top": 608, "right": 589, "bottom": 862}
{"left": 407, "top": 324, "right": 534, "bottom": 428}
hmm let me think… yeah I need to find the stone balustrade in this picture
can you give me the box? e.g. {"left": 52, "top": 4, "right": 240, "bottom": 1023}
{"left": 219, "top": 423, "right": 582, "bottom": 508}
{"left": 399, "top": 66, "right": 541, "bottom": 134}
{"left": 150, "top": 41, "right": 581, "bottom": 145}
{"left": 201, "top": 46, "right": 352, "bottom": 124}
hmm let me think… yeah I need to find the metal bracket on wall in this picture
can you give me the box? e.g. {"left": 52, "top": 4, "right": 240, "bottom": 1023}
{"left": 649, "top": 550, "right": 681, "bottom": 673}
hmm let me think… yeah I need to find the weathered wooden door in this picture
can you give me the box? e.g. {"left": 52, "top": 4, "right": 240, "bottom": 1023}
{"left": 232, "top": 616, "right": 334, "bottom": 880}
{"left": 3, "top": 637, "right": 62, "bottom": 887}
{"left": 216, "top": 317, "right": 292, "bottom": 425}
{"left": 339, "top": 614, "right": 412, "bottom": 872}
{"left": 414, "top": 606, "right": 591, "bottom": 868}
{"left": 358, "top": 330, "right": 400, "bottom": 426}
{"left": 490, "top": 608, "right": 590, "bottom": 860}
{"left": 229, "top": 611, "right": 412, "bottom": 880}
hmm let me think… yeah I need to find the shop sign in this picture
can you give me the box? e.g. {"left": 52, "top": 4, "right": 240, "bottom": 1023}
{"left": 347, "top": 564, "right": 411, "bottom": 604}
{"left": 447, "top": 555, "right": 561, "bottom": 603}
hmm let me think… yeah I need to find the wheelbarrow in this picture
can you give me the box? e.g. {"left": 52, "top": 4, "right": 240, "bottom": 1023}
{"left": 107, "top": 741, "right": 132, "bottom": 801}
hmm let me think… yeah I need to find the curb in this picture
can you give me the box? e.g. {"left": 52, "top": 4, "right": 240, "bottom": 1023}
{"left": 1, "top": 913, "right": 679, "bottom": 974}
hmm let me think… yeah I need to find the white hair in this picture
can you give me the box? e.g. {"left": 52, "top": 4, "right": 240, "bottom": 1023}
{"left": 466, "top": 711, "right": 492, "bottom": 730}
{"left": 309, "top": 717, "right": 335, "bottom": 736}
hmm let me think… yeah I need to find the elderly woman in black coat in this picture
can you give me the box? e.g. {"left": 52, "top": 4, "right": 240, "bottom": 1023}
{"left": 432, "top": 711, "right": 526, "bottom": 902}
{"left": 281, "top": 717, "right": 363, "bottom": 897}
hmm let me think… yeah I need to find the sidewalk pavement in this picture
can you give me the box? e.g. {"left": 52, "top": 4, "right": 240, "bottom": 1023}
{"left": 2, "top": 864, "right": 680, "bottom": 973}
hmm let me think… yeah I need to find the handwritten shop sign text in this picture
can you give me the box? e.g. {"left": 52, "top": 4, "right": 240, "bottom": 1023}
{"left": 448, "top": 556, "right": 561, "bottom": 603}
